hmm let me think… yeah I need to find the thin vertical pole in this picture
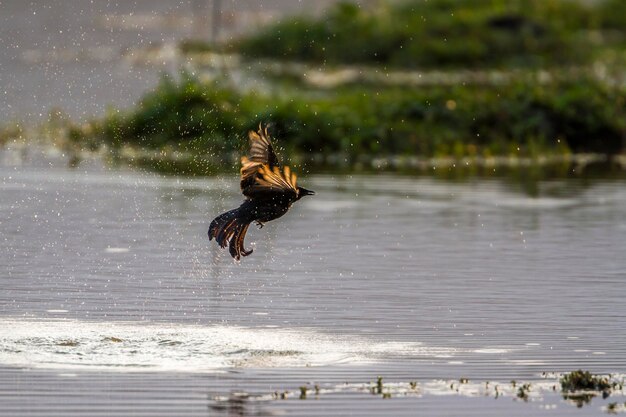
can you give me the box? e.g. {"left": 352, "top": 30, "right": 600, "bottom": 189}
{"left": 212, "top": 0, "right": 222, "bottom": 43}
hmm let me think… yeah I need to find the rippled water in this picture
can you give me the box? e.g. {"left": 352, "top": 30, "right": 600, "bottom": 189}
{"left": 1, "top": 148, "right": 625, "bottom": 416}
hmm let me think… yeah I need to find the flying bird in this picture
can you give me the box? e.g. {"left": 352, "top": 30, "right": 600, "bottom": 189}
{"left": 208, "top": 125, "right": 315, "bottom": 260}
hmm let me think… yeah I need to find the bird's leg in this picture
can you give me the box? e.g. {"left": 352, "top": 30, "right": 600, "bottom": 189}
{"left": 255, "top": 221, "right": 264, "bottom": 229}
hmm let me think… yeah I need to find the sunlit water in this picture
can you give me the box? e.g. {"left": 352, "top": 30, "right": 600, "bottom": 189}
{"left": 1, "top": 148, "right": 626, "bottom": 416}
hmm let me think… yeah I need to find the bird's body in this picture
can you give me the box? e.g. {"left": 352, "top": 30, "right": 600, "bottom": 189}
{"left": 208, "top": 125, "right": 314, "bottom": 260}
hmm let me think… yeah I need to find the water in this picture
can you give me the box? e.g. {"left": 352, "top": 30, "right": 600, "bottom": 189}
{"left": 1, "top": 148, "right": 626, "bottom": 416}
{"left": 0, "top": 0, "right": 341, "bottom": 123}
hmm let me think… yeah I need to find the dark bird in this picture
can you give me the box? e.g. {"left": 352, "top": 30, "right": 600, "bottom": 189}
{"left": 208, "top": 125, "right": 315, "bottom": 260}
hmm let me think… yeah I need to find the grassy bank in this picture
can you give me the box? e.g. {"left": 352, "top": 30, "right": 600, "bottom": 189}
{"left": 75, "top": 73, "right": 625, "bottom": 165}
{"left": 3, "top": 0, "right": 625, "bottom": 178}
{"left": 237, "top": 0, "right": 626, "bottom": 69}
{"left": 2, "top": 70, "right": 624, "bottom": 177}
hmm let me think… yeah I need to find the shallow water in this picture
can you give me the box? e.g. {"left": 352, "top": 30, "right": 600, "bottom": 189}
{"left": 1, "top": 148, "right": 626, "bottom": 416}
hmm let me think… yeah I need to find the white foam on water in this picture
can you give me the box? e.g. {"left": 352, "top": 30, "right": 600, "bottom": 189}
{"left": 105, "top": 247, "right": 130, "bottom": 253}
{"left": 0, "top": 318, "right": 461, "bottom": 373}
{"left": 506, "top": 360, "right": 547, "bottom": 366}
{"left": 419, "top": 379, "right": 559, "bottom": 399}
{"left": 473, "top": 348, "right": 510, "bottom": 354}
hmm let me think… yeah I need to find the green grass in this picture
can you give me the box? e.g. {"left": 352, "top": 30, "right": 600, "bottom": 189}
{"left": 84, "top": 73, "right": 625, "bottom": 165}
{"left": 95, "top": 74, "right": 244, "bottom": 153}
{"left": 236, "top": 0, "right": 626, "bottom": 69}
{"left": 6, "top": 70, "right": 621, "bottom": 177}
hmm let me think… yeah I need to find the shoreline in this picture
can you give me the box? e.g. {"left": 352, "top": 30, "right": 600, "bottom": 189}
{"left": 2, "top": 141, "right": 626, "bottom": 179}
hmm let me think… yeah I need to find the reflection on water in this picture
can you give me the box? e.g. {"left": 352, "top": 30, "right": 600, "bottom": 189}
{"left": 1, "top": 149, "right": 626, "bottom": 416}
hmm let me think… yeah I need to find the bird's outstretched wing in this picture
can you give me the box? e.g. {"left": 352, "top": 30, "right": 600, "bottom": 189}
{"left": 240, "top": 124, "right": 281, "bottom": 193}
{"left": 244, "top": 164, "right": 298, "bottom": 199}
{"left": 249, "top": 124, "right": 279, "bottom": 167}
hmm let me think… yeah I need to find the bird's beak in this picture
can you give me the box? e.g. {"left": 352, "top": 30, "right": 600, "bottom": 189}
{"left": 300, "top": 188, "right": 315, "bottom": 196}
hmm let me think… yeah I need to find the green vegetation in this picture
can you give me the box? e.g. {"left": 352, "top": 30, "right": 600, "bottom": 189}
{"left": 80, "top": 73, "right": 624, "bottom": 169}
{"left": 94, "top": 75, "right": 242, "bottom": 153}
{"left": 517, "top": 383, "right": 532, "bottom": 401}
{"left": 559, "top": 370, "right": 624, "bottom": 408}
{"left": 178, "top": 39, "right": 214, "bottom": 55}
{"left": 0, "top": 122, "right": 23, "bottom": 146}
{"left": 4, "top": 0, "right": 626, "bottom": 178}
{"left": 237, "top": 0, "right": 626, "bottom": 69}
{"left": 560, "top": 370, "right": 615, "bottom": 393}
{"left": 211, "top": 374, "right": 624, "bottom": 409}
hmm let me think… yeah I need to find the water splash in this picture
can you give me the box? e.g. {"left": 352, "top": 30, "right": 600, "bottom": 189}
{"left": 0, "top": 318, "right": 461, "bottom": 372}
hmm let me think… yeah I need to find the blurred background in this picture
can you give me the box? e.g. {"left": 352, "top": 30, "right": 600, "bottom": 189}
{"left": 1, "top": 0, "right": 625, "bottom": 175}
{"left": 1, "top": 0, "right": 339, "bottom": 121}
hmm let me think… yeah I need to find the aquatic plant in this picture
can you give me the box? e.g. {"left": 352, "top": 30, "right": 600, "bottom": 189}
{"left": 560, "top": 370, "right": 623, "bottom": 408}
{"left": 560, "top": 370, "right": 614, "bottom": 392}
{"left": 211, "top": 374, "right": 625, "bottom": 411}
{"left": 517, "top": 383, "right": 532, "bottom": 401}
{"left": 11, "top": 67, "right": 623, "bottom": 177}
{"left": 83, "top": 74, "right": 625, "bottom": 166}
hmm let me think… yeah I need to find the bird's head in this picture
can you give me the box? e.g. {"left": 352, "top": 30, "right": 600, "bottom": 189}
{"left": 296, "top": 187, "right": 315, "bottom": 200}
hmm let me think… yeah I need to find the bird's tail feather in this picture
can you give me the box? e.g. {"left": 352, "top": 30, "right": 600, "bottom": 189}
{"left": 208, "top": 208, "right": 253, "bottom": 260}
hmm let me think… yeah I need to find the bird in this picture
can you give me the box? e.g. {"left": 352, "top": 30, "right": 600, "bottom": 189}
{"left": 208, "top": 124, "right": 315, "bottom": 260}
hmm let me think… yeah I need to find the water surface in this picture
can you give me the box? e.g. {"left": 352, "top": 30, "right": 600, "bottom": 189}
{"left": 1, "top": 148, "right": 625, "bottom": 416}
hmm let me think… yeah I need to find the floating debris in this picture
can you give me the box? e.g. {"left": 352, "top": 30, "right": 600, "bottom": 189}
{"left": 102, "top": 337, "right": 123, "bottom": 343}
{"left": 561, "top": 370, "right": 616, "bottom": 393}
{"left": 517, "top": 383, "right": 532, "bottom": 402}
{"left": 210, "top": 373, "right": 626, "bottom": 411}
{"left": 55, "top": 340, "right": 79, "bottom": 347}
{"left": 560, "top": 370, "right": 624, "bottom": 408}
{"left": 376, "top": 376, "right": 384, "bottom": 394}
